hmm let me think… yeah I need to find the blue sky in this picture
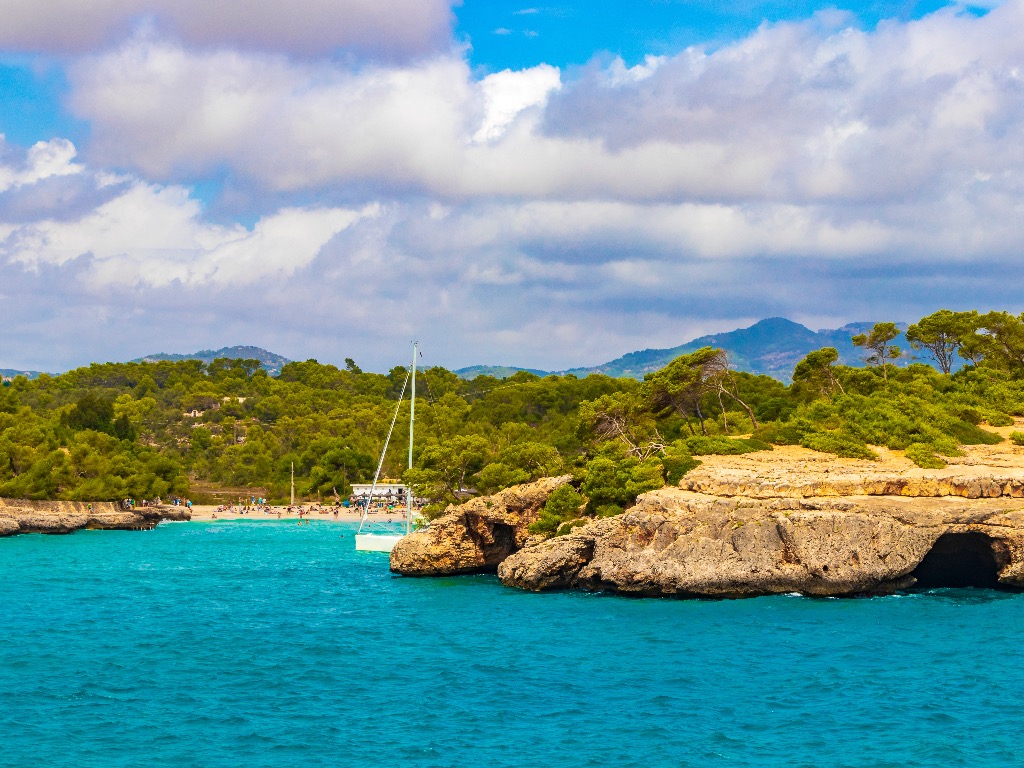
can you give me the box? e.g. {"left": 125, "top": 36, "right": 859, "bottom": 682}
{"left": 0, "top": 1, "right": 962, "bottom": 147}
{"left": 0, "top": 0, "right": 1019, "bottom": 372}
{"left": 457, "top": 0, "right": 958, "bottom": 70}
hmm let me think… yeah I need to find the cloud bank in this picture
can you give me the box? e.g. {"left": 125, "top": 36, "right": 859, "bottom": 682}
{"left": 0, "top": 0, "right": 455, "bottom": 59}
{"left": 2, "top": 2, "right": 1024, "bottom": 371}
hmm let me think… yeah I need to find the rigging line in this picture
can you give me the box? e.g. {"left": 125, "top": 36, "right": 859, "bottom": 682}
{"left": 357, "top": 368, "right": 411, "bottom": 534}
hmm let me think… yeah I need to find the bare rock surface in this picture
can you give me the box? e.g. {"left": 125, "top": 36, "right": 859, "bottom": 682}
{"left": 0, "top": 498, "right": 191, "bottom": 537}
{"left": 498, "top": 442, "right": 1024, "bottom": 597}
{"left": 498, "top": 490, "right": 1024, "bottom": 596}
{"left": 390, "top": 476, "right": 571, "bottom": 576}
{"left": 682, "top": 443, "right": 1024, "bottom": 499}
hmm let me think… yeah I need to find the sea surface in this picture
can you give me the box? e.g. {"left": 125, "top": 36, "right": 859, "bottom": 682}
{"left": 2, "top": 521, "right": 1022, "bottom": 768}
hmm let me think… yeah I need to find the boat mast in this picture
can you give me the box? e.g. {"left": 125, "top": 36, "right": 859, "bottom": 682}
{"left": 407, "top": 341, "right": 417, "bottom": 535}
{"left": 357, "top": 368, "right": 411, "bottom": 535}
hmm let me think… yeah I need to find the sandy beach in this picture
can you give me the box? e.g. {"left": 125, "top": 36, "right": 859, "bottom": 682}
{"left": 184, "top": 504, "right": 413, "bottom": 523}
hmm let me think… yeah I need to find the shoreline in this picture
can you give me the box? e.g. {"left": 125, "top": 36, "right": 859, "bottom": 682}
{"left": 186, "top": 504, "right": 408, "bottom": 524}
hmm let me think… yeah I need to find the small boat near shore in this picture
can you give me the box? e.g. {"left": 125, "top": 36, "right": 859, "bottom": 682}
{"left": 355, "top": 342, "right": 419, "bottom": 553}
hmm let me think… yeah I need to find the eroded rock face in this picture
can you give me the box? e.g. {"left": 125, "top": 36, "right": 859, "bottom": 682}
{"left": 0, "top": 499, "right": 191, "bottom": 537}
{"left": 498, "top": 491, "right": 1024, "bottom": 597}
{"left": 499, "top": 444, "right": 1024, "bottom": 596}
{"left": 390, "top": 476, "right": 571, "bottom": 576}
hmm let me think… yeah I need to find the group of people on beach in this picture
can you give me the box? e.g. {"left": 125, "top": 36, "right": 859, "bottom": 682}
{"left": 120, "top": 497, "right": 191, "bottom": 511}
{"left": 205, "top": 496, "right": 415, "bottom": 520}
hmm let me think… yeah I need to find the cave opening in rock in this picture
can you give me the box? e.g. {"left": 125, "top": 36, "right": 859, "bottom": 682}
{"left": 910, "top": 532, "right": 1004, "bottom": 590}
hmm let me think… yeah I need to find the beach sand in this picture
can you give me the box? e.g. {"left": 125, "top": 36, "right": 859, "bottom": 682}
{"left": 186, "top": 504, "right": 408, "bottom": 523}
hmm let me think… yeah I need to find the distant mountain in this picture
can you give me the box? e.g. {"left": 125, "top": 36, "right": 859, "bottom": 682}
{"left": 1, "top": 368, "right": 44, "bottom": 381}
{"left": 454, "top": 318, "right": 912, "bottom": 383}
{"left": 561, "top": 318, "right": 909, "bottom": 381}
{"left": 454, "top": 365, "right": 552, "bottom": 379}
{"left": 133, "top": 346, "right": 291, "bottom": 376}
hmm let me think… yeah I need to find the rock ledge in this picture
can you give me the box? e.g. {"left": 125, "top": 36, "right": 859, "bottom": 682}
{"left": 0, "top": 498, "right": 191, "bottom": 537}
{"left": 390, "top": 476, "right": 570, "bottom": 576}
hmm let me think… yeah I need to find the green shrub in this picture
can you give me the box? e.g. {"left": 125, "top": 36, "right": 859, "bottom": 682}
{"left": 952, "top": 406, "right": 983, "bottom": 424}
{"left": 929, "top": 436, "right": 965, "bottom": 457}
{"left": 579, "top": 453, "right": 664, "bottom": 514}
{"left": 421, "top": 503, "right": 449, "bottom": 521}
{"left": 661, "top": 445, "right": 700, "bottom": 485}
{"left": 682, "top": 436, "right": 772, "bottom": 456}
{"left": 752, "top": 421, "right": 806, "bottom": 445}
{"left": 555, "top": 519, "right": 590, "bottom": 536}
{"left": 983, "top": 411, "right": 1015, "bottom": 427}
{"left": 528, "top": 484, "right": 585, "bottom": 535}
{"left": 799, "top": 431, "right": 877, "bottom": 460}
{"left": 905, "top": 443, "right": 946, "bottom": 469}
{"left": 946, "top": 421, "right": 1003, "bottom": 445}
{"left": 594, "top": 503, "right": 623, "bottom": 518}
{"left": 1011, "top": 431, "right": 1024, "bottom": 446}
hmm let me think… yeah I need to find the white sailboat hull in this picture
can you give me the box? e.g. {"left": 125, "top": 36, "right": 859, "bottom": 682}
{"left": 355, "top": 533, "right": 405, "bottom": 552}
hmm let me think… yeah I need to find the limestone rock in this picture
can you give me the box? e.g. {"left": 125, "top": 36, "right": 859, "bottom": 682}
{"left": 680, "top": 443, "right": 1024, "bottom": 499}
{"left": 498, "top": 488, "right": 1024, "bottom": 597}
{"left": 390, "top": 476, "right": 571, "bottom": 576}
{"left": 0, "top": 498, "right": 190, "bottom": 537}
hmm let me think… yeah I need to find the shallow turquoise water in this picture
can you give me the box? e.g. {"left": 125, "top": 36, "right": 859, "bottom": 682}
{"left": 2, "top": 521, "right": 1022, "bottom": 768}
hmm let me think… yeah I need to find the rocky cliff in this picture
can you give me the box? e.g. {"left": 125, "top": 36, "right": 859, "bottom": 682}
{"left": 497, "top": 491, "right": 1024, "bottom": 596}
{"left": 390, "top": 476, "right": 571, "bottom": 576}
{"left": 0, "top": 499, "right": 191, "bottom": 537}
{"left": 498, "top": 444, "right": 1024, "bottom": 597}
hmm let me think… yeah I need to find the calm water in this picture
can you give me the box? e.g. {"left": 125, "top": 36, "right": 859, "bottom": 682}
{"left": 2, "top": 521, "right": 1022, "bottom": 768}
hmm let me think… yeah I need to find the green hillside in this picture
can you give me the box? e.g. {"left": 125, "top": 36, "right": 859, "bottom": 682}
{"left": 454, "top": 365, "right": 551, "bottom": 379}
{"left": 134, "top": 346, "right": 291, "bottom": 376}
{"left": 565, "top": 318, "right": 910, "bottom": 381}
{"left": 0, "top": 369, "right": 44, "bottom": 381}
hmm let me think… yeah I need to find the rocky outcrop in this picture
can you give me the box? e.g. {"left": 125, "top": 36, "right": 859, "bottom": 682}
{"left": 499, "top": 443, "right": 1024, "bottom": 597}
{"left": 0, "top": 498, "right": 191, "bottom": 537}
{"left": 390, "top": 476, "right": 571, "bottom": 576}
{"left": 683, "top": 464, "right": 1024, "bottom": 499}
{"left": 497, "top": 490, "right": 1024, "bottom": 596}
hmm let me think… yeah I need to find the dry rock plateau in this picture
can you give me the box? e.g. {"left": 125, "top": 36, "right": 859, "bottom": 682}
{"left": 396, "top": 431, "right": 1024, "bottom": 597}
{"left": 0, "top": 499, "right": 190, "bottom": 537}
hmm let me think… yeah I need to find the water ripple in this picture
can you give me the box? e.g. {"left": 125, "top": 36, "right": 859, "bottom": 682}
{"left": 3, "top": 521, "right": 1024, "bottom": 768}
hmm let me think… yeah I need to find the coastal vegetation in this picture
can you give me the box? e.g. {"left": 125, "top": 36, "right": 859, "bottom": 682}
{"left": 2, "top": 310, "right": 1024, "bottom": 520}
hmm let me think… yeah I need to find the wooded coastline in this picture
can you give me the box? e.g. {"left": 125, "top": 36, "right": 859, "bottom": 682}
{"left": 2, "top": 309, "right": 1024, "bottom": 532}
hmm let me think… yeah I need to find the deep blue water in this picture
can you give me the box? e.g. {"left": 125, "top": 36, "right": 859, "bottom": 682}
{"left": 2, "top": 521, "right": 1022, "bottom": 768}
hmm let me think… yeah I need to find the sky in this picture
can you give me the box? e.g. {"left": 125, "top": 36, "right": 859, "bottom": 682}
{"left": 0, "top": 0, "right": 1020, "bottom": 373}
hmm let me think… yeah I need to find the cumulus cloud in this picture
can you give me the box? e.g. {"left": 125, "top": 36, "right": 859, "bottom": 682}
{"left": 0, "top": 142, "right": 374, "bottom": 289}
{"left": 6, "top": 4, "right": 1024, "bottom": 372}
{"left": 0, "top": 0, "right": 455, "bottom": 59}
{"left": 474, "top": 65, "right": 561, "bottom": 142}
{"left": 65, "top": 3, "right": 1024, "bottom": 209}
{"left": 0, "top": 137, "right": 82, "bottom": 193}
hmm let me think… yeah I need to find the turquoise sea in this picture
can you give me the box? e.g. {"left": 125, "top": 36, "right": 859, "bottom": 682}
{"left": 2, "top": 520, "right": 1022, "bottom": 768}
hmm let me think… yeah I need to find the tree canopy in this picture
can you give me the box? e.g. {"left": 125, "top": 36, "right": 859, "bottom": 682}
{"left": 2, "top": 308, "right": 1024, "bottom": 526}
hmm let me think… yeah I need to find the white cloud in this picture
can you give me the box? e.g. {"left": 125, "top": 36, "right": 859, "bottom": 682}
{"left": 0, "top": 0, "right": 454, "bottom": 58}
{"left": 473, "top": 64, "right": 561, "bottom": 142}
{"left": 6, "top": 4, "right": 1024, "bottom": 372}
{"left": 0, "top": 144, "right": 373, "bottom": 288}
{"left": 62, "top": 3, "right": 1024, "bottom": 210}
{"left": 0, "top": 137, "right": 82, "bottom": 193}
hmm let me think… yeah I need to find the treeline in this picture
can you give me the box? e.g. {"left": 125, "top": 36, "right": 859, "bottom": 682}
{"left": 3, "top": 309, "right": 1024, "bottom": 525}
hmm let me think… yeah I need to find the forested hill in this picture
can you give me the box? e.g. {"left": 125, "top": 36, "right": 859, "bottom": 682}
{"left": 133, "top": 346, "right": 291, "bottom": 376}
{"left": 1, "top": 369, "right": 44, "bottom": 381}
{"left": 459, "top": 318, "right": 910, "bottom": 381}
{"left": 0, "top": 309, "right": 1021, "bottom": 508}
{"left": 454, "top": 365, "right": 550, "bottom": 379}
{"left": 563, "top": 318, "right": 911, "bottom": 381}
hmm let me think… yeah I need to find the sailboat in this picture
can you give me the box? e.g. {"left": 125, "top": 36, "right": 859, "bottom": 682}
{"left": 354, "top": 342, "right": 418, "bottom": 553}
